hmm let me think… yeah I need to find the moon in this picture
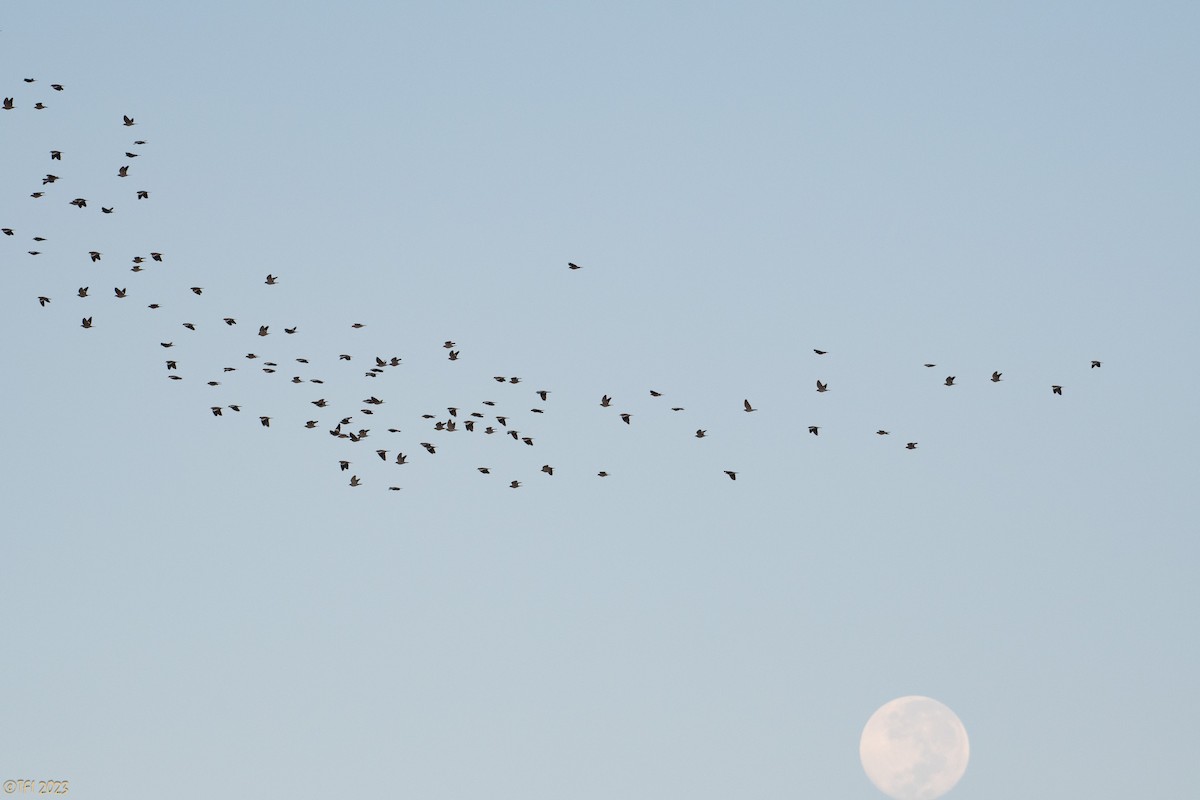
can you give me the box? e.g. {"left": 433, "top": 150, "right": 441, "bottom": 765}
{"left": 859, "top": 696, "right": 969, "bottom": 800}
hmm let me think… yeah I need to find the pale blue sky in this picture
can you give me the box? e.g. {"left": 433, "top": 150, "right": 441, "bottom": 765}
{"left": 2, "top": 3, "right": 1198, "bottom": 798}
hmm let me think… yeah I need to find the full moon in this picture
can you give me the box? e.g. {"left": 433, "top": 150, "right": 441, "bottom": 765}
{"left": 859, "top": 696, "right": 969, "bottom": 800}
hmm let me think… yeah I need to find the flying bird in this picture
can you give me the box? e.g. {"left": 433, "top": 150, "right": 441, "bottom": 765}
{"left": 620, "top": 413, "right": 631, "bottom": 424}
{"left": 600, "top": 395, "right": 612, "bottom": 407}
{"left": 991, "top": 372, "right": 1002, "bottom": 382}
{"left": 744, "top": 399, "right": 756, "bottom": 412}
{"left": 906, "top": 442, "right": 918, "bottom": 449}
{"left": 1052, "top": 385, "right": 1063, "bottom": 395}
{"left": 1091, "top": 361, "right": 1101, "bottom": 368}
{"left": 265, "top": 274, "right": 278, "bottom": 285}
{"left": 89, "top": 251, "right": 102, "bottom": 262}
{"left": 81, "top": 317, "right": 93, "bottom": 329}
{"left": 123, "top": 115, "right": 136, "bottom": 126}
{"left": 258, "top": 326, "right": 269, "bottom": 336}
{"left": 137, "top": 191, "right": 149, "bottom": 199}
{"left": 695, "top": 430, "right": 707, "bottom": 438}
{"left": 568, "top": 262, "right": 581, "bottom": 270}
{"left": 944, "top": 376, "right": 956, "bottom": 386}
{"left": 69, "top": 198, "right": 87, "bottom": 208}
{"left": 808, "top": 426, "right": 820, "bottom": 435}
{"left": 37, "top": 296, "right": 50, "bottom": 306}
{"left": 724, "top": 471, "right": 737, "bottom": 480}
{"left": 77, "top": 287, "right": 89, "bottom": 297}
{"left": 816, "top": 380, "right": 828, "bottom": 393}
{"left": 510, "top": 481, "right": 521, "bottom": 488}
{"left": 876, "top": 430, "right": 890, "bottom": 435}
{"left": 813, "top": 349, "right": 827, "bottom": 355}
{"left": 260, "top": 417, "right": 271, "bottom": 427}
{"left": 117, "top": 166, "right": 128, "bottom": 177}
{"left": 541, "top": 465, "right": 554, "bottom": 476}
{"left": 349, "top": 475, "right": 361, "bottom": 487}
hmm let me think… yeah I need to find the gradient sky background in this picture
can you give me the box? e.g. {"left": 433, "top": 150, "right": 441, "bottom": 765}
{"left": 3, "top": 3, "right": 1198, "bottom": 798}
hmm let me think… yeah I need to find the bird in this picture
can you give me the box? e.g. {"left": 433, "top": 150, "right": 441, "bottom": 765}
{"left": 150, "top": 252, "right": 162, "bottom": 262}
{"left": 51, "top": 84, "right": 64, "bottom": 91}
{"left": 1, "top": 228, "right": 11, "bottom": 235}
{"left": 522, "top": 437, "right": 534, "bottom": 446}
{"left": 496, "top": 416, "right": 508, "bottom": 427}
{"left": 906, "top": 442, "right": 918, "bottom": 449}
{"left": 478, "top": 467, "right": 491, "bottom": 474}
{"left": 695, "top": 430, "right": 707, "bottom": 438}
{"left": 443, "top": 341, "right": 456, "bottom": 349}
{"left": 117, "top": 166, "right": 128, "bottom": 177}
{"left": 944, "top": 376, "right": 956, "bottom": 386}
{"left": 81, "top": 317, "right": 93, "bottom": 329}
{"left": 509, "top": 481, "right": 521, "bottom": 488}
{"left": 37, "top": 296, "right": 50, "bottom": 307}
{"left": 509, "top": 377, "right": 521, "bottom": 384}
{"left": 568, "top": 262, "right": 581, "bottom": 269}
{"left": 924, "top": 363, "right": 936, "bottom": 368}
{"left": 620, "top": 413, "right": 632, "bottom": 424}
{"left": 813, "top": 349, "right": 827, "bottom": 355}
{"left": 102, "top": 207, "right": 114, "bottom": 214}
{"left": 808, "top": 426, "right": 820, "bottom": 435}
{"left": 258, "top": 326, "right": 269, "bottom": 336}
{"left": 137, "top": 191, "right": 149, "bottom": 199}
{"left": 31, "top": 192, "right": 45, "bottom": 199}
{"left": 1091, "top": 361, "right": 1101, "bottom": 368}
{"left": 816, "top": 380, "right": 828, "bottom": 393}
{"left": 89, "top": 251, "right": 102, "bottom": 262}
{"left": 50, "top": 150, "right": 61, "bottom": 160}
{"left": 304, "top": 421, "right": 318, "bottom": 429}
{"left": 376, "top": 450, "right": 388, "bottom": 461}
{"left": 537, "top": 390, "right": 550, "bottom": 401}
{"left": 260, "top": 417, "right": 271, "bottom": 427}
{"left": 1052, "top": 385, "right": 1063, "bottom": 395}
{"left": 126, "top": 152, "right": 139, "bottom": 158}
{"left": 349, "top": 475, "right": 361, "bottom": 487}
{"left": 600, "top": 394, "right": 612, "bottom": 407}
{"left": 265, "top": 274, "right": 278, "bottom": 285}
{"left": 650, "top": 390, "right": 662, "bottom": 397}
{"left": 597, "top": 471, "right": 609, "bottom": 477}
{"left": 69, "top": 198, "right": 87, "bottom": 208}
{"left": 284, "top": 327, "right": 297, "bottom": 334}
{"left": 2, "top": 98, "right": 13, "bottom": 110}
{"left": 34, "top": 103, "right": 46, "bottom": 110}
{"left": 223, "top": 318, "right": 236, "bottom": 326}
{"left": 744, "top": 399, "right": 756, "bottom": 412}
{"left": 42, "top": 174, "right": 59, "bottom": 184}
{"left": 114, "top": 288, "right": 127, "bottom": 298}
{"left": 876, "top": 430, "right": 890, "bottom": 435}
{"left": 541, "top": 465, "right": 554, "bottom": 476}
{"left": 420, "top": 442, "right": 436, "bottom": 454}
{"left": 351, "top": 323, "right": 365, "bottom": 328}
{"left": 388, "top": 487, "right": 401, "bottom": 491}
{"left": 190, "top": 287, "right": 203, "bottom": 295}
{"left": 991, "top": 371, "right": 1002, "bottom": 382}
{"left": 312, "top": 399, "right": 328, "bottom": 408}
{"left": 448, "top": 350, "right": 459, "bottom": 361}
{"left": 77, "top": 287, "right": 89, "bottom": 297}
{"left": 340, "top": 354, "right": 352, "bottom": 361}
{"left": 724, "top": 471, "right": 737, "bottom": 480}
{"left": 211, "top": 407, "right": 223, "bottom": 416}
{"left": 160, "top": 342, "right": 174, "bottom": 348}
{"left": 339, "top": 461, "right": 350, "bottom": 471}
{"left": 123, "top": 115, "right": 136, "bottom": 126}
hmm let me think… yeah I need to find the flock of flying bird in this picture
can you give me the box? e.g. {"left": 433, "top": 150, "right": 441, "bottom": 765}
{"left": 5, "top": 77, "right": 1106, "bottom": 491}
